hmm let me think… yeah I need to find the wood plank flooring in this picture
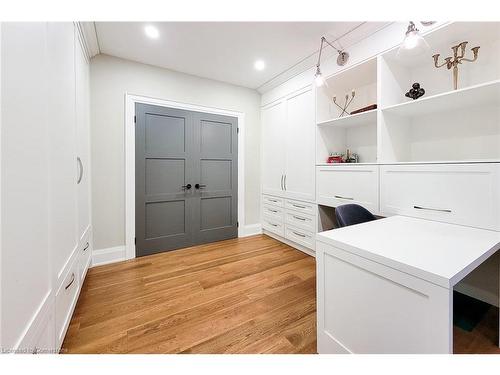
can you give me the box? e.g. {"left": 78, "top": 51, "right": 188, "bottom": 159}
{"left": 62, "top": 234, "right": 317, "bottom": 353}
{"left": 62, "top": 233, "right": 500, "bottom": 354}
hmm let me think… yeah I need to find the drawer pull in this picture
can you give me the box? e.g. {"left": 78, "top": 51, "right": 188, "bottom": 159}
{"left": 83, "top": 242, "right": 90, "bottom": 252}
{"left": 268, "top": 199, "right": 278, "bottom": 203}
{"left": 65, "top": 273, "right": 75, "bottom": 290}
{"left": 267, "top": 208, "right": 279, "bottom": 213}
{"left": 334, "top": 195, "right": 353, "bottom": 200}
{"left": 292, "top": 231, "right": 307, "bottom": 238}
{"left": 413, "top": 205, "right": 452, "bottom": 213}
{"left": 292, "top": 215, "right": 306, "bottom": 221}
{"left": 268, "top": 222, "right": 279, "bottom": 227}
{"left": 292, "top": 204, "right": 306, "bottom": 209}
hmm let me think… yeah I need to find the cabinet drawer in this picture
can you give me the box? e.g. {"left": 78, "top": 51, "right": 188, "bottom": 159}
{"left": 285, "top": 224, "right": 314, "bottom": 250}
{"left": 285, "top": 199, "right": 315, "bottom": 215}
{"left": 262, "top": 195, "right": 284, "bottom": 208}
{"left": 285, "top": 211, "right": 315, "bottom": 232}
{"left": 55, "top": 260, "right": 80, "bottom": 347}
{"left": 316, "top": 165, "right": 379, "bottom": 213}
{"left": 380, "top": 163, "right": 500, "bottom": 231}
{"left": 262, "top": 216, "right": 285, "bottom": 237}
{"left": 262, "top": 204, "right": 284, "bottom": 220}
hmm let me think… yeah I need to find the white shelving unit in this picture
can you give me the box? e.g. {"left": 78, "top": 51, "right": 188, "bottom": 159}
{"left": 316, "top": 22, "right": 500, "bottom": 165}
{"left": 316, "top": 58, "right": 378, "bottom": 164}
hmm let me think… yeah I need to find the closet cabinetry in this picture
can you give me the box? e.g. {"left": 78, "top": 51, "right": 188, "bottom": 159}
{"left": 262, "top": 86, "right": 315, "bottom": 202}
{"left": 1, "top": 22, "right": 92, "bottom": 353}
{"left": 261, "top": 85, "right": 316, "bottom": 255}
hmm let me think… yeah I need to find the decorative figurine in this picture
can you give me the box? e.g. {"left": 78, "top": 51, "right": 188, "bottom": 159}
{"left": 432, "top": 41, "right": 480, "bottom": 90}
{"left": 405, "top": 82, "right": 425, "bottom": 100}
{"left": 332, "top": 90, "right": 355, "bottom": 117}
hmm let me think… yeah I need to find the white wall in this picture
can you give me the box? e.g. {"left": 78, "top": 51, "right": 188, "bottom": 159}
{"left": 90, "top": 54, "right": 261, "bottom": 251}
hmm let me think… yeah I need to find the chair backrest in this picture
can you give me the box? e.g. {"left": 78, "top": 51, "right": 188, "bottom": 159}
{"left": 335, "top": 204, "right": 376, "bottom": 228}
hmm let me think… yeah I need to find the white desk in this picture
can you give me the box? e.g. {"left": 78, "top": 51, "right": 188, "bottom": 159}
{"left": 316, "top": 215, "right": 500, "bottom": 354}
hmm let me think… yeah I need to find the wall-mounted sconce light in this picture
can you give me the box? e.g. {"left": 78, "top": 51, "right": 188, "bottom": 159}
{"left": 314, "top": 36, "right": 350, "bottom": 87}
{"left": 398, "top": 21, "right": 429, "bottom": 57}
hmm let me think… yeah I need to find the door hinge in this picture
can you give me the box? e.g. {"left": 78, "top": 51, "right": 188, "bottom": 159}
{"left": 134, "top": 115, "right": 136, "bottom": 124}
{"left": 134, "top": 237, "right": 136, "bottom": 245}
{"left": 237, "top": 221, "right": 239, "bottom": 228}
{"left": 237, "top": 127, "right": 239, "bottom": 134}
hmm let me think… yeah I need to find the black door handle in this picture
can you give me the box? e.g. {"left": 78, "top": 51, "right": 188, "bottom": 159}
{"left": 195, "top": 184, "right": 206, "bottom": 189}
{"left": 182, "top": 184, "right": 192, "bottom": 190}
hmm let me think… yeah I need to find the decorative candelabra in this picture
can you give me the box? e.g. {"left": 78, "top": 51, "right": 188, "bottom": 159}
{"left": 432, "top": 41, "right": 480, "bottom": 90}
{"left": 333, "top": 90, "right": 355, "bottom": 117}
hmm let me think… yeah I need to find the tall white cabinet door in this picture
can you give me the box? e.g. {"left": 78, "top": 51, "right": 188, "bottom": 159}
{"left": 1, "top": 22, "right": 53, "bottom": 351}
{"left": 47, "top": 23, "right": 78, "bottom": 284}
{"left": 75, "top": 32, "right": 91, "bottom": 242}
{"left": 284, "top": 87, "right": 315, "bottom": 202}
{"left": 261, "top": 100, "right": 286, "bottom": 197}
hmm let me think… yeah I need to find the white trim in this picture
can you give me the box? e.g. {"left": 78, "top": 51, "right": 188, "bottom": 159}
{"left": 125, "top": 93, "right": 246, "bottom": 260}
{"left": 240, "top": 224, "right": 262, "bottom": 237}
{"left": 75, "top": 22, "right": 99, "bottom": 61}
{"left": 92, "top": 246, "right": 126, "bottom": 267}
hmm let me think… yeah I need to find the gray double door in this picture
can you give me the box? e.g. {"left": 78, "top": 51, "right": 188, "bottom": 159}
{"left": 135, "top": 103, "right": 238, "bottom": 257}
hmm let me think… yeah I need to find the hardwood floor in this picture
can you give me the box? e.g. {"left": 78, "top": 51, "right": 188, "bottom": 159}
{"left": 62, "top": 234, "right": 317, "bottom": 353}
{"left": 454, "top": 306, "right": 500, "bottom": 354}
{"left": 62, "top": 233, "right": 500, "bottom": 354}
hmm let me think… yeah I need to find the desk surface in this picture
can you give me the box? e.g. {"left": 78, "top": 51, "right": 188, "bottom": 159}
{"left": 316, "top": 216, "right": 500, "bottom": 288}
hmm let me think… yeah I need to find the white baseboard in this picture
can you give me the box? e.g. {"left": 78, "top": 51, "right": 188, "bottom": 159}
{"left": 92, "top": 246, "right": 126, "bottom": 267}
{"left": 239, "top": 223, "right": 262, "bottom": 237}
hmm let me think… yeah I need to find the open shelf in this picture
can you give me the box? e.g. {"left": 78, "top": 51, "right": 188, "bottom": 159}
{"left": 317, "top": 109, "right": 377, "bottom": 128}
{"left": 379, "top": 22, "right": 500, "bottom": 108}
{"left": 316, "top": 58, "right": 377, "bottom": 123}
{"left": 381, "top": 80, "right": 500, "bottom": 117}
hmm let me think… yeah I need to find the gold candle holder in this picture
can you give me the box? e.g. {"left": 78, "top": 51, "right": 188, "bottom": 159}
{"left": 432, "top": 41, "right": 480, "bottom": 90}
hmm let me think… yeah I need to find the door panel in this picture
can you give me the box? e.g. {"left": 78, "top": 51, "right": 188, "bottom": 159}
{"left": 136, "top": 104, "right": 193, "bottom": 256}
{"left": 193, "top": 112, "right": 238, "bottom": 244}
{"left": 47, "top": 22, "right": 78, "bottom": 278}
{"left": 136, "top": 104, "right": 238, "bottom": 256}
{"left": 145, "top": 158, "right": 186, "bottom": 196}
{"left": 145, "top": 114, "right": 186, "bottom": 155}
{"left": 200, "top": 197, "right": 232, "bottom": 230}
{"left": 261, "top": 101, "right": 286, "bottom": 197}
{"left": 285, "top": 88, "right": 315, "bottom": 201}
{"left": 145, "top": 200, "right": 186, "bottom": 238}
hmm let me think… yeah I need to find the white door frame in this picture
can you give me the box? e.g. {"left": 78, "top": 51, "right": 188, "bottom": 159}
{"left": 125, "top": 93, "right": 245, "bottom": 260}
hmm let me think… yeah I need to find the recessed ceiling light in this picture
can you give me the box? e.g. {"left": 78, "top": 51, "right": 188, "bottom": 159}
{"left": 144, "top": 25, "right": 159, "bottom": 39}
{"left": 254, "top": 60, "right": 266, "bottom": 71}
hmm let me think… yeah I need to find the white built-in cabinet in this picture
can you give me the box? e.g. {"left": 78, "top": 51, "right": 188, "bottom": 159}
{"left": 261, "top": 85, "right": 316, "bottom": 254}
{"left": 1, "top": 22, "right": 92, "bottom": 353}
{"left": 262, "top": 86, "right": 315, "bottom": 202}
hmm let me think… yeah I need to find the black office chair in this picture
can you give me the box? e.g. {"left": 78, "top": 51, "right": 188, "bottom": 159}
{"left": 335, "top": 204, "right": 376, "bottom": 228}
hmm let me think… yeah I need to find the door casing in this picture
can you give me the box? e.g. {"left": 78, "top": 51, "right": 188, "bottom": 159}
{"left": 125, "top": 93, "right": 246, "bottom": 260}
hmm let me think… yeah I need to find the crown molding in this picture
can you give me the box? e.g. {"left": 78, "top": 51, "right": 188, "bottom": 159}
{"left": 74, "top": 22, "right": 100, "bottom": 62}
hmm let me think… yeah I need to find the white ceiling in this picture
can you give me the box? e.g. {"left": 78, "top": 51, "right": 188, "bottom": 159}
{"left": 94, "top": 22, "right": 390, "bottom": 91}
